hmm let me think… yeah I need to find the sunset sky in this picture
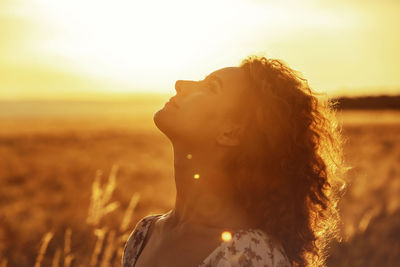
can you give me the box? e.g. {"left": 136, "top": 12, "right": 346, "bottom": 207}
{"left": 1, "top": 0, "right": 399, "bottom": 100}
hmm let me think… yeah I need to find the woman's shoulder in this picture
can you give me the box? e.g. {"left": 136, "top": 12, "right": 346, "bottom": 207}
{"left": 201, "top": 228, "right": 292, "bottom": 267}
{"left": 121, "top": 212, "right": 164, "bottom": 267}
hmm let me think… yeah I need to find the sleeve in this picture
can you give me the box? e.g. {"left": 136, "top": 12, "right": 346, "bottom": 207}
{"left": 121, "top": 215, "right": 156, "bottom": 267}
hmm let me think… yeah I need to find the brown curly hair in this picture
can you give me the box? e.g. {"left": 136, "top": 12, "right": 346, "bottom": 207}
{"left": 224, "top": 55, "right": 348, "bottom": 267}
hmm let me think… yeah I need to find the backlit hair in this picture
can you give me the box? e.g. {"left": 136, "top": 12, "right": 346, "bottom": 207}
{"left": 226, "top": 55, "right": 348, "bottom": 267}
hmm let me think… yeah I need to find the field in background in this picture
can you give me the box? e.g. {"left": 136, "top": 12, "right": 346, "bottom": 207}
{"left": 0, "top": 101, "right": 399, "bottom": 266}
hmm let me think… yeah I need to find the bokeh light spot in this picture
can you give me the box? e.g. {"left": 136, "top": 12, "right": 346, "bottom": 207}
{"left": 193, "top": 173, "right": 200, "bottom": 179}
{"left": 187, "top": 154, "right": 192, "bottom": 159}
{"left": 221, "top": 231, "right": 232, "bottom": 242}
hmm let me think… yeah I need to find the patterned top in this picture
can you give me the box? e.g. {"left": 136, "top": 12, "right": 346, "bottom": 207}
{"left": 122, "top": 212, "right": 292, "bottom": 267}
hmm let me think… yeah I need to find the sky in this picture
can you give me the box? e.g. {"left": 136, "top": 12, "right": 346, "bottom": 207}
{"left": 1, "top": 0, "right": 399, "bottom": 100}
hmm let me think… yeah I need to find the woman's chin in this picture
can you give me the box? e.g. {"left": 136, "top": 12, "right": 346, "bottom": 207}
{"left": 153, "top": 108, "right": 163, "bottom": 125}
{"left": 153, "top": 108, "right": 173, "bottom": 132}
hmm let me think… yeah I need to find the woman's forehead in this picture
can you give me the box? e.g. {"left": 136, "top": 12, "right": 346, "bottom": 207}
{"left": 208, "top": 67, "right": 250, "bottom": 94}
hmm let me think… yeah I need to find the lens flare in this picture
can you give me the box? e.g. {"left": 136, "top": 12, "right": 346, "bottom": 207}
{"left": 221, "top": 231, "right": 232, "bottom": 242}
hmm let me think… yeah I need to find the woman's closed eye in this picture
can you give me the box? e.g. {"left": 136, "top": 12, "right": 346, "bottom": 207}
{"left": 205, "top": 80, "right": 218, "bottom": 93}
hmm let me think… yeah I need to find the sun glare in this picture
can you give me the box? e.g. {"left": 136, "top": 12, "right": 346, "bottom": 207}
{"left": 32, "top": 0, "right": 252, "bottom": 91}
{"left": 2, "top": 0, "right": 399, "bottom": 99}
{"left": 29, "top": 0, "right": 360, "bottom": 93}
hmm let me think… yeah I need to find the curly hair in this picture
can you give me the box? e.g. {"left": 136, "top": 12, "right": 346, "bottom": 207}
{"left": 224, "top": 55, "right": 348, "bottom": 267}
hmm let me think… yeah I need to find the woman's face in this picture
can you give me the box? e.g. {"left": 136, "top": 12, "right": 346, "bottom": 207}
{"left": 154, "top": 66, "right": 250, "bottom": 146}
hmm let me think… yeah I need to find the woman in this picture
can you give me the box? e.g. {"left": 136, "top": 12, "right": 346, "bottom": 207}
{"left": 122, "top": 55, "right": 346, "bottom": 267}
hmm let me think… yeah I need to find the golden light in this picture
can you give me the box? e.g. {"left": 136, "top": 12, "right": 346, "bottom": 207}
{"left": 1, "top": 0, "right": 399, "bottom": 100}
{"left": 29, "top": 0, "right": 259, "bottom": 91}
{"left": 186, "top": 154, "right": 192, "bottom": 160}
{"left": 193, "top": 174, "right": 200, "bottom": 180}
{"left": 11, "top": 0, "right": 368, "bottom": 95}
{"left": 221, "top": 231, "right": 232, "bottom": 242}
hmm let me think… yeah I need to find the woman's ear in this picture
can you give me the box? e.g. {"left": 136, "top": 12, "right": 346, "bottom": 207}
{"left": 216, "top": 123, "right": 243, "bottom": 147}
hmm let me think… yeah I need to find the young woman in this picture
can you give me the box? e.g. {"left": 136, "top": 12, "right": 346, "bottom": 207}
{"left": 122, "top": 55, "right": 346, "bottom": 267}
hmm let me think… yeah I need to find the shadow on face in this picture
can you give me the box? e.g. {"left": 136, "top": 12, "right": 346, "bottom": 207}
{"left": 153, "top": 66, "right": 252, "bottom": 148}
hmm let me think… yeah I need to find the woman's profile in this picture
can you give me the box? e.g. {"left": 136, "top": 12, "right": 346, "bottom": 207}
{"left": 122, "top": 55, "right": 346, "bottom": 267}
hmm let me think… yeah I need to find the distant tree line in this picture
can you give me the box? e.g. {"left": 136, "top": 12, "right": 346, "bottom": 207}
{"left": 328, "top": 95, "right": 400, "bottom": 110}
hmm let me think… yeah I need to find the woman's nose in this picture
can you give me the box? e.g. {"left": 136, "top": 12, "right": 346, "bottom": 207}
{"left": 175, "top": 80, "right": 193, "bottom": 95}
{"left": 175, "top": 80, "right": 183, "bottom": 94}
{"left": 175, "top": 80, "right": 197, "bottom": 96}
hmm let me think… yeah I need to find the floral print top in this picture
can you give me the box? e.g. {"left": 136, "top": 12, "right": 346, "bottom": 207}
{"left": 122, "top": 212, "right": 292, "bottom": 267}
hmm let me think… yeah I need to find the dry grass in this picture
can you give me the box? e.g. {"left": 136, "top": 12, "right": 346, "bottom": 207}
{"left": 0, "top": 106, "right": 399, "bottom": 266}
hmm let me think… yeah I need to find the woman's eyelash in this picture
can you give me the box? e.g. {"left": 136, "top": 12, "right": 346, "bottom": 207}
{"left": 206, "top": 81, "right": 217, "bottom": 91}
{"left": 199, "top": 79, "right": 217, "bottom": 92}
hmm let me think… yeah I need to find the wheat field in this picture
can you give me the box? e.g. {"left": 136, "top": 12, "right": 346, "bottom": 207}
{"left": 0, "top": 102, "right": 399, "bottom": 267}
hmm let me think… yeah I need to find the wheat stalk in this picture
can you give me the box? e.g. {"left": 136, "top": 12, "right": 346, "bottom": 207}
{"left": 89, "top": 227, "right": 107, "bottom": 267}
{"left": 102, "top": 165, "right": 118, "bottom": 205}
{"left": 120, "top": 192, "right": 141, "bottom": 232}
{"left": 63, "top": 228, "right": 74, "bottom": 267}
{"left": 33, "top": 165, "right": 140, "bottom": 266}
{"left": 87, "top": 170, "right": 103, "bottom": 226}
{"left": 100, "top": 230, "right": 116, "bottom": 267}
{"left": 34, "top": 231, "right": 54, "bottom": 267}
{"left": 63, "top": 255, "right": 74, "bottom": 267}
{"left": 52, "top": 248, "right": 61, "bottom": 267}
{"left": 87, "top": 165, "right": 120, "bottom": 226}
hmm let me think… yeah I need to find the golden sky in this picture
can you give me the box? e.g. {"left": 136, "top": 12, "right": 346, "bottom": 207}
{"left": 1, "top": 0, "right": 399, "bottom": 100}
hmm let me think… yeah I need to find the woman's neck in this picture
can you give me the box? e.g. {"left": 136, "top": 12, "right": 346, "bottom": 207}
{"left": 164, "top": 143, "right": 254, "bottom": 234}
